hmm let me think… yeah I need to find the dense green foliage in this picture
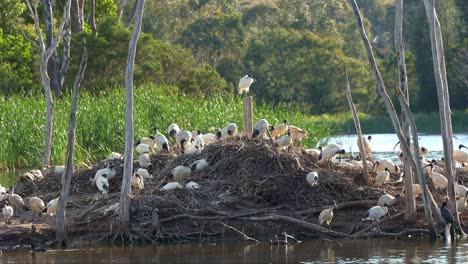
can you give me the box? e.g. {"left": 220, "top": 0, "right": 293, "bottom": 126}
{"left": 0, "top": 0, "right": 466, "bottom": 169}
{"left": 0, "top": 0, "right": 466, "bottom": 112}
{"left": 0, "top": 85, "right": 333, "bottom": 169}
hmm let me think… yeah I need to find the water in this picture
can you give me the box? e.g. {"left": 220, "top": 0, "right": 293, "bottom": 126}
{"left": 329, "top": 133, "right": 468, "bottom": 162}
{"left": 1, "top": 239, "right": 467, "bottom": 263}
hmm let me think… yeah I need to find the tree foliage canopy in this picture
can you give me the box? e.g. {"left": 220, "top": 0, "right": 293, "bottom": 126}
{"left": 0, "top": 0, "right": 466, "bottom": 113}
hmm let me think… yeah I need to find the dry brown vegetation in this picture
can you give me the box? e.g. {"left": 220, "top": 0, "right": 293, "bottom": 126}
{"left": 1, "top": 139, "right": 468, "bottom": 249}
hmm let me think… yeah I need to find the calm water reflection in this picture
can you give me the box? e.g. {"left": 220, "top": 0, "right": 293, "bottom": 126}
{"left": 1, "top": 239, "right": 468, "bottom": 263}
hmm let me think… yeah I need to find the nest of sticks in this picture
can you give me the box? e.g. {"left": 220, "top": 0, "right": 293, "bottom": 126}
{"left": 11, "top": 138, "right": 468, "bottom": 245}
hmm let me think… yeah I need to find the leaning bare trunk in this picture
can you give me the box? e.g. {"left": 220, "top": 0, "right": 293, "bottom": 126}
{"left": 56, "top": 48, "right": 87, "bottom": 247}
{"left": 423, "top": 0, "right": 464, "bottom": 235}
{"left": 41, "top": 60, "right": 54, "bottom": 169}
{"left": 26, "top": 0, "right": 69, "bottom": 169}
{"left": 71, "top": 0, "right": 84, "bottom": 32}
{"left": 118, "top": 0, "right": 128, "bottom": 22}
{"left": 395, "top": 0, "right": 416, "bottom": 223}
{"left": 89, "top": 0, "right": 97, "bottom": 37}
{"left": 119, "top": 0, "right": 146, "bottom": 225}
{"left": 41, "top": 0, "right": 60, "bottom": 97}
{"left": 58, "top": 1, "right": 72, "bottom": 97}
{"left": 347, "top": 0, "right": 436, "bottom": 235}
{"left": 344, "top": 67, "right": 369, "bottom": 185}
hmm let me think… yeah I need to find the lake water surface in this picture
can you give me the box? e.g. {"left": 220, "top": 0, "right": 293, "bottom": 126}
{"left": 329, "top": 133, "right": 468, "bottom": 162}
{"left": 1, "top": 238, "right": 468, "bottom": 263}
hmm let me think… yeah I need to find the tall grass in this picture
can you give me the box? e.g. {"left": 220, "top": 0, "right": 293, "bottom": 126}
{"left": 2, "top": 85, "right": 466, "bottom": 170}
{"left": 0, "top": 85, "right": 333, "bottom": 170}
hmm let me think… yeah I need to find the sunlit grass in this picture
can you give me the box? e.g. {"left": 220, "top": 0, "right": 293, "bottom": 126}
{"left": 0, "top": 84, "right": 333, "bottom": 170}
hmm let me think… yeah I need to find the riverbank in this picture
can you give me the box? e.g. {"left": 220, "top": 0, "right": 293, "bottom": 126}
{"left": 1, "top": 139, "right": 467, "bottom": 250}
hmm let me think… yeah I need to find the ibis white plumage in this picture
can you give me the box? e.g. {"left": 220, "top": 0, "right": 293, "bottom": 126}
{"left": 238, "top": 74, "right": 255, "bottom": 94}
{"left": 306, "top": 171, "right": 319, "bottom": 187}
{"left": 134, "top": 141, "right": 152, "bottom": 154}
{"left": 377, "top": 193, "right": 401, "bottom": 207}
{"left": 319, "top": 144, "right": 346, "bottom": 161}
{"left": 191, "top": 159, "right": 209, "bottom": 172}
{"left": 424, "top": 164, "right": 448, "bottom": 190}
{"left": 252, "top": 119, "right": 269, "bottom": 139}
{"left": 374, "top": 167, "right": 390, "bottom": 186}
{"left": 29, "top": 197, "right": 46, "bottom": 221}
{"left": 277, "top": 129, "right": 293, "bottom": 151}
{"left": 46, "top": 197, "right": 59, "bottom": 216}
{"left": 175, "top": 130, "right": 192, "bottom": 153}
{"left": 96, "top": 173, "right": 109, "bottom": 198}
{"left": 454, "top": 144, "right": 468, "bottom": 166}
{"left": 2, "top": 201, "right": 13, "bottom": 224}
{"left": 153, "top": 126, "right": 170, "bottom": 152}
{"left": 170, "top": 164, "right": 192, "bottom": 181}
{"left": 318, "top": 202, "right": 336, "bottom": 230}
{"left": 167, "top": 123, "right": 180, "bottom": 140}
{"left": 186, "top": 181, "right": 201, "bottom": 189}
{"left": 131, "top": 173, "right": 145, "bottom": 190}
{"left": 160, "top": 182, "right": 184, "bottom": 191}
{"left": 362, "top": 203, "right": 392, "bottom": 232}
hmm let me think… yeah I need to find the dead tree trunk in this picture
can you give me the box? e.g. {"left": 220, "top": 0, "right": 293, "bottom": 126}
{"left": 423, "top": 0, "right": 464, "bottom": 235}
{"left": 26, "top": 0, "right": 69, "bottom": 169}
{"left": 118, "top": 0, "right": 128, "bottom": 22}
{"left": 243, "top": 96, "right": 253, "bottom": 137}
{"left": 41, "top": 0, "right": 60, "bottom": 96}
{"left": 344, "top": 67, "right": 369, "bottom": 186}
{"left": 119, "top": 0, "right": 145, "bottom": 232}
{"left": 41, "top": 0, "right": 71, "bottom": 97}
{"left": 395, "top": 0, "right": 416, "bottom": 223}
{"left": 347, "top": 0, "right": 437, "bottom": 235}
{"left": 89, "top": 0, "right": 97, "bottom": 37}
{"left": 56, "top": 48, "right": 87, "bottom": 248}
{"left": 71, "top": 0, "right": 84, "bottom": 32}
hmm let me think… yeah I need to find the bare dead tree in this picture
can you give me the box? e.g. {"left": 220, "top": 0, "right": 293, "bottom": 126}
{"left": 344, "top": 67, "right": 369, "bottom": 186}
{"left": 55, "top": 48, "right": 87, "bottom": 248}
{"left": 89, "top": 0, "right": 97, "bottom": 36}
{"left": 118, "top": 0, "right": 145, "bottom": 237}
{"left": 347, "top": 0, "right": 437, "bottom": 235}
{"left": 26, "top": 0, "right": 70, "bottom": 169}
{"left": 395, "top": 0, "right": 416, "bottom": 223}
{"left": 125, "top": 0, "right": 139, "bottom": 29}
{"left": 71, "top": 0, "right": 85, "bottom": 32}
{"left": 118, "top": 0, "right": 128, "bottom": 22}
{"left": 423, "top": 0, "right": 464, "bottom": 236}
{"left": 41, "top": 0, "right": 72, "bottom": 97}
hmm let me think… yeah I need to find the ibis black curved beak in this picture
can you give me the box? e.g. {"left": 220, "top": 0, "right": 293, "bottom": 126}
{"left": 393, "top": 141, "right": 401, "bottom": 151}
{"left": 460, "top": 144, "right": 468, "bottom": 150}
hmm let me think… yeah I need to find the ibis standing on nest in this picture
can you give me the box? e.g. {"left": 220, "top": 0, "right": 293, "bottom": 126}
{"left": 153, "top": 126, "right": 170, "bottom": 152}
{"left": 2, "top": 201, "right": 13, "bottom": 224}
{"left": 375, "top": 167, "right": 391, "bottom": 186}
{"left": 238, "top": 74, "right": 255, "bottom": 95}
{"left": 377, "top": 193, "right": 401, "bottom": 207}
{"left": 424, "top": 163, "right": 448, "bottom": 190}
{"left": 319, "top": 201, "right": 337, "bottom": 230}
{"left": 269, "top": 119, "right": 289, "bottom": 139}
{"left": 358, "top": 135, "right": 372, "bottom": 157}
{"left": 8, "top": 186, "right": 26, "bottom": 215}
{"left": 362, "top": 203, "right": 393, "bottom": 233}
{"left": 252, "top": 119, "right": 269, "bottom": 139}
{"left": 318, "top": 144, "right": 346, "bottom": 162}
{"left": 454, "top": 144, "right": 468, "bottom": 167}
{"left": 306, "top": 171, "right": 319, "bottom": 187}
{"left": 277, "top": 129, "right": 293, "bottom": 151}
{"left": 167, "top": 123, "right": 180, "bottom": 141}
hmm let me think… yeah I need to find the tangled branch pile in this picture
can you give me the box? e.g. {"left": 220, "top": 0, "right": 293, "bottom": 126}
{"left": 11, "top": 139, "right": 468, "bottom": 245}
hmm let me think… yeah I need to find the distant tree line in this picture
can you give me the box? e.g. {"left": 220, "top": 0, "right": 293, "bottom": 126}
{"left": 0, "top": 0, "right": 466, "bottom": 114}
